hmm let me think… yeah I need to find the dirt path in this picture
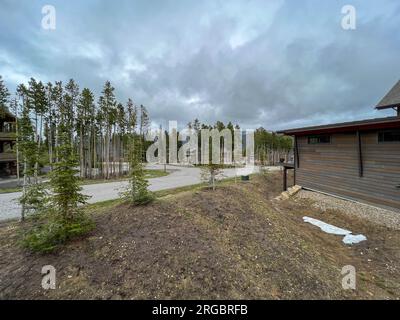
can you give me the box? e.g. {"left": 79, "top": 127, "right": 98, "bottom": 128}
{"left": 0, "top": 172, "right": 398, "bottom": 299}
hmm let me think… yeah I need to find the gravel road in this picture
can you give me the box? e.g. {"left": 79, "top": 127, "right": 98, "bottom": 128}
{"left": 0, "top": 165, "right": 278, "bottom": 221}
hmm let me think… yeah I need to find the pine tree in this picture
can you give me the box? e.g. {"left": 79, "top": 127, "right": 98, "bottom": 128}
{"left": 77, "top": 88, "right": 95, "bottom": 178}
{"left": 126, "top": 99, "right": 137, "bottom": 172}
{"left": 44, "top": 82, "right": 54, "bottom": 171}
{"left": 126, "top": 98, "right": 137, "bottom": 134}
{"left": 0, "top": 75, "right": 10, "bottom": 117}
{"left": 49, "top": 81, "right": 63, "bottom": 163}
{"left": 21, "top": 106, "right": 93, "bottom": 253}
{"left": 9, "top": 96, "right": 20, "bottom": 181}
{"left": 28, "top": 78, "right": 48, "bottom": 181}
{"left": 122, "top": 135, "right": 154, "bottom": 205}
{"left": 63, "top": 79, "right": 79, "bottom": 148}
{"left": 139, "top": 104, "right": 150, "bottom": 161}
{"left": 98, "top": 81, "right": 117, "bottom": 179}
{"left": 139, "top": 104, "right": 150, "bottom": 136}
{"left": 17, "top": 87, "right": 40, "bottom": 220}
{"left": 6, "top": 77, "right": 157, "bottom": 190}
{"left": 49, "top": 123, "right": 89, "bottom": 222}
{"left": 116, "top": 102, "right": 126, "bottom": 176}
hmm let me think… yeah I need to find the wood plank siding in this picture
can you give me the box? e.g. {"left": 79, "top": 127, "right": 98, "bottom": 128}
{"left": 295, "top": 131, "right": 400, "bottom": 210}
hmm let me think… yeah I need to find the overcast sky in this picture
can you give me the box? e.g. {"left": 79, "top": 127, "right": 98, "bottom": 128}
{"left": 1, "top": 0, "right": 399, "bottom": 130}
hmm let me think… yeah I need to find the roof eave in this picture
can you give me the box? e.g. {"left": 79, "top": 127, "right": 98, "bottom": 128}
{"left": 278, "top": 117, "right": 400, "bottom": 136}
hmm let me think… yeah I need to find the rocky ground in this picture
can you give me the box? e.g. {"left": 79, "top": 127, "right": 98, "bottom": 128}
{"left": 297, "top": 190, "right": 400, "bottom": 230}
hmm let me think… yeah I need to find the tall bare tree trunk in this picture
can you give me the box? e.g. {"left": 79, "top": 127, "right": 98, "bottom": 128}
{"left": 80, "top": 123, "right": 84, "bottom": 178}
{"left": 15, "top": 113, "right": 20, "bottom": 183}
{"left": 92, "top": 130, "right": 96, "bottom": 178}
{"left": 48, "top": 123, "right": 53, "bottom": 171}
{"left": 21, "top": 157, "right": 27, "bottom": 221}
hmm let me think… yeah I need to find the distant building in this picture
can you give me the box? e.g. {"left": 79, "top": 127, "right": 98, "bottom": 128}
{"left": 279, "top": 81, "right": 400, "bottom": 210}
{"left": 0, "top": 108, "right": 17, "bottom": 177}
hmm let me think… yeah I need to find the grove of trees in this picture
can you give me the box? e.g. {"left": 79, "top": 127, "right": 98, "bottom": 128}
{"left": 0, "top": 74, "right": 293, "bottom": 251}
{"left": 1, "top": 75, "right": 293, "bottom": 184}
{"left": 0, "top": 75, "right": 153, "bottom": 252}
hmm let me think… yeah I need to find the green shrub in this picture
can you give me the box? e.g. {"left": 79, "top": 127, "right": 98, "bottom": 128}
{"left": 122, "top": 136, "right": 155, "bottom": 206}
{"left": 19, "top": 183, "right": 49, "bottom": 213}
{"left": 132, "top": 189, "right": 155, "bottom": 205}
{"left": 21, "top": 212, "right": 94, "bottom": 254}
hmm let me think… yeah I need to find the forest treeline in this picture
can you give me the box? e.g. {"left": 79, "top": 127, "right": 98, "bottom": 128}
{"left": 0, "top": 74, "right": 293, "bottom": 251}
{"left": 0, "top": 75, "right": 293, "bottom": 182}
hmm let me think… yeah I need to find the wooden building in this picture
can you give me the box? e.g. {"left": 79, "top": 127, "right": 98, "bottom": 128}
{"left": 0, "top": 108, "right": 17, "bottom": 176}
{"left": 278, "top": 81, "right": 400, "bottom": 210}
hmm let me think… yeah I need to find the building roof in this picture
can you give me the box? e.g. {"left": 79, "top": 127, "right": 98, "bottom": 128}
{"left": 277, "top": 116, "right": 400, "bottom": 136}
{"left": 376, "top": 80, "right": 400, "bottom": 110}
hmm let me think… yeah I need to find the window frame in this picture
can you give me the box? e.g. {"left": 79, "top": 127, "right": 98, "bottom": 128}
{"left": 378, "top": 129, "right": 400, "bottom": 143}
{"left": 307, "top": 134, "right": 332, "bottom": 145}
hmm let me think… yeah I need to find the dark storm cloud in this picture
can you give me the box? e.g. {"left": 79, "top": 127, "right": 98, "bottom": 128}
{"left": 1, "top": 0, "right": 399, "bottom": 129}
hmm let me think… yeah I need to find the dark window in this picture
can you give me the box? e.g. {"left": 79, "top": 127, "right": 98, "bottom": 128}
{"left": 378, "top": 130, "right": 400, "bottom": 143}
{"left": 308, "top": 135, "right": 331, "bottom": 144}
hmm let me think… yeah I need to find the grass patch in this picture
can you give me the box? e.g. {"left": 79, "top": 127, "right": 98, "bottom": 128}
{"left": 85, "top": 198, "right": 124, "bottom": 213}
{"left": 0, "top": 170, "right": 170, "bottom": 194}
{"left": 0, "top": 187, "right": 22, "bottom": 194}
{"left": 83, "top": 176, "right": 241, "bottom": 213}
{"left": 143, "top": 169, "right": 169, "bottom": 178}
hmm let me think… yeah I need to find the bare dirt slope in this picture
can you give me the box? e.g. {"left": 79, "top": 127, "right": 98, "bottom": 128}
{"left": 0, "top": 173, "right": 399, "bottom": 299}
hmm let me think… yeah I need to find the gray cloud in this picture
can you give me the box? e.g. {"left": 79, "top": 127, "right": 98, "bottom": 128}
{"left": 1, "top": 0, "right": 399, "bottom": 130}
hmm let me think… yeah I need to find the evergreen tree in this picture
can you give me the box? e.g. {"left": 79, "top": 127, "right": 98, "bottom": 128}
{"left": 127, "top": 98, "right": 137, "bottom": 134}
{"left": 22, "top": 109, "right": 93, "bottom": 253}
{"left": 123, "top": 135, "right": 154, "bottom": 205}
{"left": 139, "top": 104, "right": 150, "bottom": 136}
{"left": 77, "top": 88, "right": 95, "bottom": 178}
{"left": 63, "top": 79, "right": 79, "bottom": 147}
{"left": 47, "top": 81, "right": 63, "bottom": 164}
{"left": 9, "top": 96, "right": 21, "bottom": 181}
{"left": 17, "top": 89, "right": 40, "bottom": 220}
{"left": 116, "top": 102, "right": 127, "bottom": 175}
{"left": 44, "top": 82, "right": 54, "bottom": 170}
{"left": 0, "top": 75, "right": 10, "bottom": 117}
{"left": 122, "top": 106, "right": 153, "bottom": 205}
{"left": 28, "top": 78, "right": 48, "bottom": 180}
{"left": 49, "top": 122, "right": 89, "bottom": 222}
{"left": 98, "top": 81, "right": 117, "bottom": 179}
{"left": 139, "top": 104, "right": 150, "bottom": 161}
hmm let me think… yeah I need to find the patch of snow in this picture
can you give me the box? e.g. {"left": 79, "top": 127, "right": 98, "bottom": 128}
{"left": 303, "top": 216, "right": 351, "bottom": 235}
{"left": 303, "top": 216, "right": 366, "bottom": 245}
{"left": 343, "top": 234, "right": 367, "bottom": 245}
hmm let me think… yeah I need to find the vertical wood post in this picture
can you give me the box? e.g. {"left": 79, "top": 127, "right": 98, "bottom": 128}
{"left": 357, "top": 131, "right": 363, "bottom": 177}
{"left": 293, "top": 166, "right": 296, "bottom": 186}
{"left": 294, "top": 136, "right": 300, "bottom": 168}
{"left": 283, "top": 167, "right": 287, "bottom": 191}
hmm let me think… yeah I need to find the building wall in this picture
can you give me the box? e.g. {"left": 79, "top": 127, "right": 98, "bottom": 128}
{"left": 0, "top": 115, "right": 17, "bottom": 176}
{"left": 296, "top": 131, "right": 400, "bottom": 210}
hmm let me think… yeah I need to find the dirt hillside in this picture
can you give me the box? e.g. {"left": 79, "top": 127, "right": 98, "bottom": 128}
{"left": 0, "top": 173, "right": 399, "bottom": 299}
